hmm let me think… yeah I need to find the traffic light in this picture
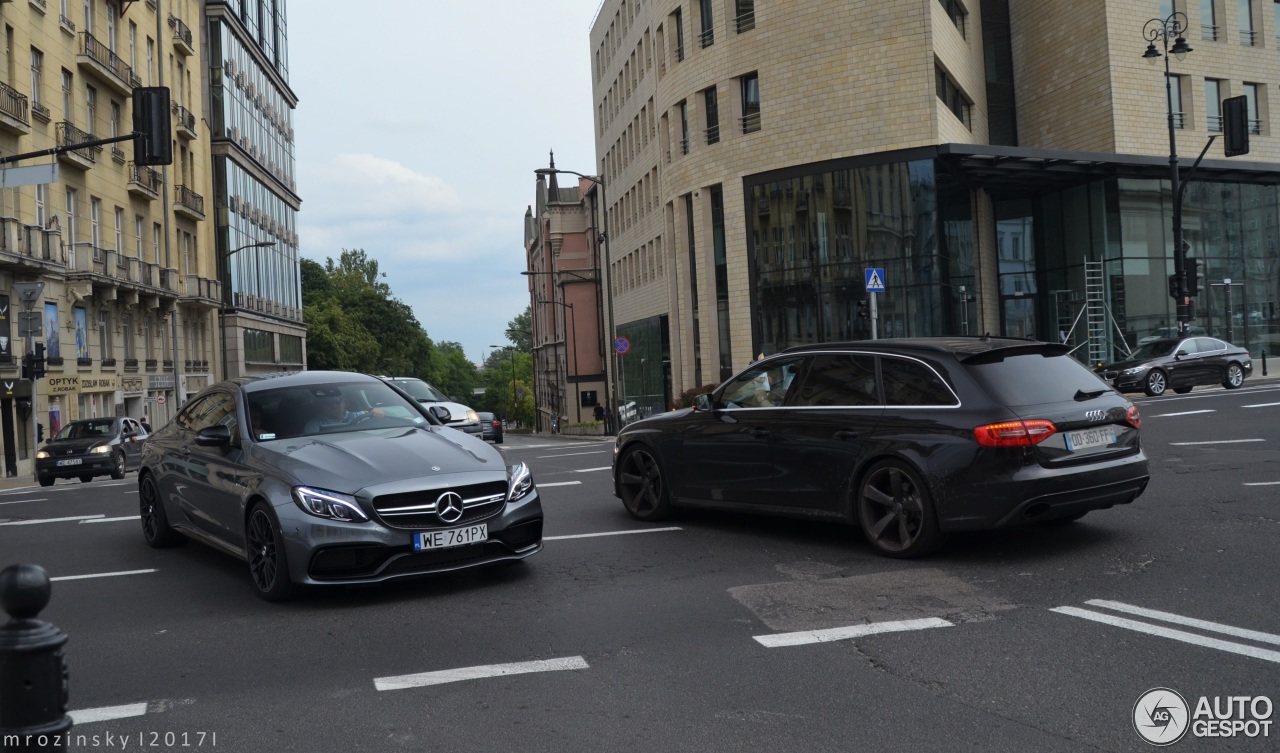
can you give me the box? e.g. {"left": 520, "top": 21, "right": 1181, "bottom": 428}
{"left": 1168, "top": 273, "right": 1181, "bottom": 299}
{"left": 37, "top": 423, "right": 43, "bottom": 443}
{"left": 1186, "top": 257, "right": 1200, "bottom": 297}
{"left": 132, "top": 86, "right": 172, "bottom": 166}
{"left": 856, "top": 299, "right": 869, "bottom": 320}
{"left": 33, "top": 342, "right": 46, "bottom": 379}
{"left": 21, "top": 352, "right": 32, "bottom": 381}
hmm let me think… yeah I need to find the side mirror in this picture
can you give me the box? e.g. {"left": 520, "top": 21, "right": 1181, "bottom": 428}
{"left": 694, "top": 394, "right": 714, "bottom": 412}
{"left": 122, "top": 430, "right": 137, "bottom": 439}
{"left": 428, "top": 405, "right": 452, "bottom": 423}
{"left": 195, "top": 425, "right": 232, "bottom": 447}
{"left": 1175, "top": 350, "right": 1189, "bottom": 359}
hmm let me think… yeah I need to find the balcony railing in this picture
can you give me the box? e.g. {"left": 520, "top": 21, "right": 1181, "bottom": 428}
{"left": 699, "top": 27, "right": 714, "bottom": 48}
{"left": 170, "top": 16, "right": 194, "bottom": 54}
{"left": 1202, "top": 24, "right": 1219, "bottom": 41}
{"left": 705, "top": 124, "right": 720, "bottom": 145}
{"left": 741, "top": 111, "right": 761, "bottom": 134}
{"left": 676, "top": 43, "right": 685, "bottom": 62}
{"left": 1208, "top": 114, "right": 1224, "bottom": 132}
{"left": 59, "top": 15, "right": 76, "bottom": 34}
{"left": 680, "top": 136, "right": 689, "bottom": 155}
{"left": 735, "top": 11, "right": 756, "bottom": 33}
{"left": 57, "top": 121, "right": 96, "bottom": 164}
{"left": 0, "top": 81, "right": 30, "bottom": 127}
{"left": 31, "top": 102, "right": 51, "bottom": 122}
{"left": 1169, "top": 111, "right": 1185, "bottom": 129}
{"left": 79, "top": 32, "right": 136, "bottom": 93}
{"left": 175, "top": 185, "right": 205, "bottom": 217}
{"left": 1240, "top": 29, "right": 1257, "bottom": 46}
{"left": 172, "top": 103, "right": 196, "bottom": 137}
{"left": 29, "top": 0, "right": 47, "bottom": 13}
{"left": 1249, "top": 119, "right": 1262, "bottom": 135}
{"left": 128, "top": 162, "right": 161, "bottom": 197}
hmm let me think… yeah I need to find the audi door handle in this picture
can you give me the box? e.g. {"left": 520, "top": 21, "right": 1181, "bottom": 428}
{"left": 747, "top": 428, "right": 771, "bottom": 437}
{"left": 834, "top": 430, "right": 860, "bottom": 440}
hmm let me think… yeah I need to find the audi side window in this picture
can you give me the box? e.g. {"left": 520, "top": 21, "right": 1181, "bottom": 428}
{"left": 880, "top": 357, "right": 957, "bottom": 407}
{"left": 719, "top": 358, "right": 805, "bottom": 408}
{"left": 792, "top": 354, "right": 878, "bottom": 407}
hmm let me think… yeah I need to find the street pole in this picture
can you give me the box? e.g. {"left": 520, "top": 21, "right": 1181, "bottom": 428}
{"left": 14, "top": 282, "right": 45, "bottom": 481}
{"left": 1144, "top": 13, "right": 1194, "bottom": 334}
{"left": 1210, "top": 279, "right": 1245, "bottom": 344}
{"left": 870, "top": 292, "right": 879, "bottom": 340}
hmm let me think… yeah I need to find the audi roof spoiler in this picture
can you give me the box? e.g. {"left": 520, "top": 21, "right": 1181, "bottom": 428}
{"left": 957, "top": 341, "right": 1072, "bottom": 365}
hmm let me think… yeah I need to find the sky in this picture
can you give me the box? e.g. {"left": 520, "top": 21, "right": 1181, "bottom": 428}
{"left": 288, "top": 1, "right": 601, "bottom": 365}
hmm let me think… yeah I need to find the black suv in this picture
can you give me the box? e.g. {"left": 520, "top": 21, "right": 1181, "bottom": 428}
{"left": 612, "top": 337, "right": 1149, "bottom": 558}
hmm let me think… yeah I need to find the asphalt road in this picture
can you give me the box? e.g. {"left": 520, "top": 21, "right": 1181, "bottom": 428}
{"left": 1, "top": 382, "right": 1277, "bottom": 752}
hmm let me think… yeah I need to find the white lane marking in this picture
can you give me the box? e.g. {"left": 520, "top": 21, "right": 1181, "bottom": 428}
{"left": 375, "top": 656, "right": 589, "bottom": 691}
{"left": 1051, "top": 607, "right": 1280, "bottom": 664}
{"left": 1244, "top": 482, "right": 1280, "bottom": 487}
{"left": 545, "top": 527, "right": 682, "bottom": 541}
{"left": 1085, "top": 600, "right": 1280, "bottom": 646}
{"left": 574, "top": 466, "right": 613, "bottom": 473}
{"left": 0, "top": 498, "right": 49, "bottom": 506}
{"left": 1150, "top": 410, "right": 1215, "bottom": 417}
{"left": 81, "top": 515, "right": 141, "bottom": 524}
{"left": 0, "top": 479, "right": 135, "bottom": 496}
{"left": 537, "top": 481, "right": 582, "bottom": 488}
{"left": 50, "top": 569, "right": 156, "bottom": 582}
{"left": 68, "top": 702, "right": 149, "bottom": 724}
{"left": 1169, "top": 439, "right": 1265, "bottom": 446}
{"left": 1242, "top": 402, "right": 1280, "bottom": 408}
{"left": 0, "top": 514, "right": 105, "bottom": 526}
{"left": 754, "top": 618, "right": 954, "bottom": 648}
{"left": 536, "top": 450, "right": 611, "bottom": 459}
{"left": 1135, "top": 384, "right": 1280, "bottom": 402}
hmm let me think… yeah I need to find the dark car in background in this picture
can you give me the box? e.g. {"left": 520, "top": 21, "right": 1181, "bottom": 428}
{"left": 35, "top": 417, "right": 148, "bottom": 486}
{"left": 380, "top": 376, "right": 483, "bottom": 437}
{"left": 138, "top": 371, "right": 543, "bottom": 601}
{"left": 1097, "top": 336, "right": 1252, "bottom": 396}
{"left": 478, "top": 411, "right": 504, "bottom": 443}
{"left": 612, "top": 337, "right": 1149, "bottom": 558}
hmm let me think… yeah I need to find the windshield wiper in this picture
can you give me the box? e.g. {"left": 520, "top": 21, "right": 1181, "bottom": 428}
{"left": 1074, "top": 388, "right": 1109, "bottom": 401}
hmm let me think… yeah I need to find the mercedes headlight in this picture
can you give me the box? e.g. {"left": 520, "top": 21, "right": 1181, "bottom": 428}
{"left": 291, "top": 486, "right": 369, "bottom": 522}
{"left": 507, "top": 462, "right": 534, "bottom": 502}
{"left": 90, "top": 445, "right": 113, "bottom": 454}
{"left": 1120, "top": 365, "right": 1149, "bottom": 376}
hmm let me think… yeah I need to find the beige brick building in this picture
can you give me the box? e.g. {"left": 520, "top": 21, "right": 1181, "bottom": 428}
{"left": 585, "top": 0, "right": 1280, "bottom": 419}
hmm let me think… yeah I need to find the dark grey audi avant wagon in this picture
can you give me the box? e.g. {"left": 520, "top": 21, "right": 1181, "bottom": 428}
{"left": 612, "top": 337, "right": 1149, "bottom": 558}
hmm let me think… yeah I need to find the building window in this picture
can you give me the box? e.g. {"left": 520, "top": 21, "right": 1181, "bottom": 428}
{"left": 679, "top": 100, "right": 690, "bottom": 154}
{"left": 143, "top": 315, "right": 152, "bottom": 360}
{"left": 1167, "top": 74, "right": 1185, "bottom": 128}
{"left": 735, "top": 0, "right": 755, "bottom": 33}
{"left": 90, "top": 197, "right": 102, "bottom": 257}
{"left": 704, "top": 86, "right": 719, "bottom": 145}
{"left": 1243, "top": 82, "right": 1261, "bottom": 133}
{"left": 699, "top": 0, "right": 714, "bottom": 47}
{"left": 109, "top": 100, "right": 119, "bottom": 138}
{"left": 98, "top": 310, "right": 111, "bottom": 362}
{"left": 1240, "top": 0, "right": 1255, "bottom": 45}
{"left": 673, "top": 8, "right": 685, "bottom": 62}
{"left": 152, "top": 223, "right": 160, "bottom": 265}
{"left": 938, "top": 0, "right": 967, "bottom": 37}
{"left": 244, "top": 329, "right": 275, "bottom": 362}
{"left": 135, "top": 215, "right": 143, "bottom": 258}
{"left": 279, "top": 334, "right": 303, "bottom": 364}
{"left": 1206, "top": 79, "right": 1223, "bottom": 131}
{"left": 1202, "top": 0, "right": 1218, "bottom": 40}
{"left": 741, "top": 72, "right": 760, "bottom": 133}
{"left": 30, "top": 49, "right": 43, "bottom": 108}
{"left": 128, "top": 20, "right": 136, "bottom": 70}
{"left": 61, "top": 69, "right": 73, "bottom": 122}
{"left": 122, "top": 313, "right": 133, "bottom": 359}
{"left": 711, "top": 185, "right": 732, "bottom": 381}
{"left": 35, "top": 185, "right": 46, "bottom": 228}
{"left": 113, "top": 207, "right": 123, "bottom": 253}
{"left": 85, "top": 85, "right": 96, "bottom": 134}
{"left": 935, "top": 67, "right": 971, "bottom": 128}
{"left": 65, "top": 187, "right": 78, "bottom": 245}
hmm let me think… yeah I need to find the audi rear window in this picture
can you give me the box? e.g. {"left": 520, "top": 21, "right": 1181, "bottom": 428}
{"left": 967, "top": 353, "right": 1112, "bottom": 407}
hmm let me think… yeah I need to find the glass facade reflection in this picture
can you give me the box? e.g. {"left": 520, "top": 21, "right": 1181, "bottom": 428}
{"left": 216, "top": 158, "right": 301, "bottom": 314}
{"left": 741, "top": 154, "right": 1280, "bottom": 364}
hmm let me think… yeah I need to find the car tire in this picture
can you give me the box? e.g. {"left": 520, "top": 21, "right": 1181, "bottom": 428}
{"left": 110, "top": 449, "right": 126, "bottom": 480}
{"left": 1143, "top": 369, "right": 1168, "bottom": 397}
{"left": 856, "top": 460, "right": 943, "bottom": 559}
{"left": 1223, "top": 363, "right": 1245, "bottom": 389}
{"left": 617, "top": 445, "right": 673, "bottom": 521}
{"left": 245, "top": 502, "right": 297, "bottom": 602}
{"left": 38, "top": 475, "right": 54, "bottom": 487}
{"left": 79, "top": 474, "right": 94, "bottom": 483}
{"left": 140, "top": 473, "right": 183, "bottom": 548}
{"left": 1173, "top": 387, "right": 1193, "bottom": 394}
{"left": 495, "top": 437, "right": 503, "bottom": 444}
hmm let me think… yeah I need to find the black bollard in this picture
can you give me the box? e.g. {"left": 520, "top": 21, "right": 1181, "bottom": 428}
{"left": 1263, "top": 350, "right": 1268, "bottom": 377}
{"left": 0, "top": 564, "right": 71, "bottom": 752}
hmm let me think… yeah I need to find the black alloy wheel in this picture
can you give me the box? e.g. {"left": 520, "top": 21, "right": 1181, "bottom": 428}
{"left": 140, "top": 473, "right": 183, "bottom": 547}
{"left": 1223, "top": 363, "right": 1245, "bottom": 389}
{"left": 246, "top": 503, "right": 296, "bottom": 602}
{"left": 617, "top": 446, "right": 672, "bottom": 521}
{"left": 110, "top": 449, "right": 126, "bottom": 480}
{"left": 38, "top": 475, "right": 54, "bottom": 487}
{"left": 856, "top": 461, "right": 942, "bottom": 558}
{"left": 1143, "top": 369, "right": 1168, "bottom": 397}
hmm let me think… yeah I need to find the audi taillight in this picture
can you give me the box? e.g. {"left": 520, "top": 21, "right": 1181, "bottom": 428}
{"left": 973, "top": 419, "right": 1057, "bottom": 447}
{"left": 1125, "top": 405, "right": 1141, "bottom": 430}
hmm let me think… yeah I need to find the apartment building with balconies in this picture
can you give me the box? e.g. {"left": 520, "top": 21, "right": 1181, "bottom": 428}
{"left": 206, "top": 0, "right": 304, "bottom": 380}
{"left": 590, "top": 0, "right": 1280, "bottom": 418}
{"left": 0, "top": 0, "right": 217, "bottom": 479}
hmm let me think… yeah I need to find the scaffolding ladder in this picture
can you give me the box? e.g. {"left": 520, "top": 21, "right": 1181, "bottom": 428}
{"left": 1085, "top": 260, "right": 1108, "bottom": 366}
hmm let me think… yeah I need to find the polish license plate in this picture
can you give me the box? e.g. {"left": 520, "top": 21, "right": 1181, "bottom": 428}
{"left": 414, "top": 524, "right": 487, "bottom": 551}
{"left": 56, "top": 458, "right": 83, "bottom": 466}
{"left": 1065, "top": 427, "right": 1116, "bottom": 451}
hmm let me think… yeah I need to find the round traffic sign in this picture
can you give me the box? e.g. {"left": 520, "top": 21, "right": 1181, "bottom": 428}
{"left": 613, "top": 336, "right": 631, "bottom": 355}
{"left": 156, "top": 394, "right": 166, "bottom": 405}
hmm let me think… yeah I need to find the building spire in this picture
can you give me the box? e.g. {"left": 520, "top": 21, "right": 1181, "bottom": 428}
{"left": 547, "top": 150, "right": 560, "bottom": 195}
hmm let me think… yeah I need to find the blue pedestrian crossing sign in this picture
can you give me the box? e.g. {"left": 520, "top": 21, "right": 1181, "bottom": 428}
{"left": 865, "top": 268, "right": 886, "bottom": 293}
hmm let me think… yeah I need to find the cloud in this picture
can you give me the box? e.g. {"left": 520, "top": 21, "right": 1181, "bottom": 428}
{"left": 303, "top": 153, "right": 463, "bottom": 220}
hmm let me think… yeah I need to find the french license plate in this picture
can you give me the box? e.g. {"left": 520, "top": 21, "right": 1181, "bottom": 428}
{"left": 414, "top": 524, "right": 487, "bottom": 551}
{"left": 56, "top": 458, "right": 83, "bottom": 467}
{"left": 1065, "top": 427, "right": 1116, "bottom": 451}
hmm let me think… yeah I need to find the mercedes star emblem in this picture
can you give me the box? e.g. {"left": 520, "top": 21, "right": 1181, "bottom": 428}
{"left": 435, "top": 491, "right": 464, "bottom": 523}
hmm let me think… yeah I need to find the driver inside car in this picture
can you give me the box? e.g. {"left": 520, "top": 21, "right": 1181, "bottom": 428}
{"left": 303, "top": 392, "right": 384, "bottom": 434}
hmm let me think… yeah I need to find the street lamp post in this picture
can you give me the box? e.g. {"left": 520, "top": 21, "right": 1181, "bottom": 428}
{"left": 490, "top": 344, "right": 517, "bottom": 425}
{"left": 1143, "top": 12, "right": 1194, "bottom": 334}
{"left": 533, "top": 167, "right": 617, "bottom": 432}
{"left": 220, "top": 240, "right": 277, "bottom": 380}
